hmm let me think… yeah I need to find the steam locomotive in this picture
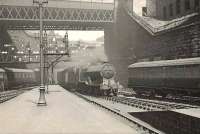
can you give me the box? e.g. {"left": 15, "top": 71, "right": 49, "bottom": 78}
{"left": 128, "top": 57, "right": 200, "bottom": 97}
{"left": 57, "top": 64, "right": 118, "bottom": 96}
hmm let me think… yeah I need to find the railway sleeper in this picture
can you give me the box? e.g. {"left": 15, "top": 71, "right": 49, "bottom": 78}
{"left": 76, "top": 94, "right": 160, "bottom": 134}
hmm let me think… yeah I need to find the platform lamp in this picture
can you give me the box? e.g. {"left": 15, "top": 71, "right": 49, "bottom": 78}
{"left": 33, "top": 0, "right": 48, "bottom": 106}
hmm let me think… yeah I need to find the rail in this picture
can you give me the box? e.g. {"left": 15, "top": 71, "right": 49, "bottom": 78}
{"left": 0, "top": 90, "right": 24, "bottom": 103}
{"left": 103, "top": 96, "right": 199, "bottom": 111}
{"left": 75, "top": 93, "right": 162, "bottom": 134}
{"left": 124, "top": 6, "right": 199, "bottom": 36}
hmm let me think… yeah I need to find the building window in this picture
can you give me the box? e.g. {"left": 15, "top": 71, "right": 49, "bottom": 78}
{"left": 176, "top": 0, "right": 181, "bottom": 14}
{"left": 185, "top": 0, "right": 190, "bottom": 11}
{"left": 163, "top": 6, "right": 167, "bottom": 19}
{"left": 194, "top": 0, "right": 199, "bottom": 10}
{"left": 169, "top": 4, "right": 173, "bottom": 17}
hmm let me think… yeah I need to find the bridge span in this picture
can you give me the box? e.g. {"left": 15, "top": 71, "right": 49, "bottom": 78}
{"left": 0, "top": 0, "right": 114, "bottom": 30}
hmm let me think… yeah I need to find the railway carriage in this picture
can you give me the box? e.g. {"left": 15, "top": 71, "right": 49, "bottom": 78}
{"left": 57, "top": 67, "right": 80, "bottom": 90}
{"left": 5, "top": 68, "right": 36, "bottom": 89}
{"left": 128, "top": 57, "right": 200, "bottom": 97}
{"left": 0, "top": 69, "right": 7, "bottom": 91}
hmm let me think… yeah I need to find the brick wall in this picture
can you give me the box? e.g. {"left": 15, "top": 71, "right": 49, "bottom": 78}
{"left": 146, "top": 0, "right": 157, "bottom": 17}
{"left": 146, "top": 0, "right": 200, "bottom": 20}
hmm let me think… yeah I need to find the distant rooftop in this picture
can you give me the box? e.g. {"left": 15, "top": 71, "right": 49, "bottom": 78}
{"left": 142, "top": 12, "right": 198, "bottom": 29}
{"left": 127, "top": 7, "right": 199, "bottom": 35}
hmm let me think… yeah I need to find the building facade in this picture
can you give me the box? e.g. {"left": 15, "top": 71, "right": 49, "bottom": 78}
{"left": 105, "top": 0, "right": 200, "bottom": 87}
{"left": 146, "top": 0, "right": 200, "bottom": 20}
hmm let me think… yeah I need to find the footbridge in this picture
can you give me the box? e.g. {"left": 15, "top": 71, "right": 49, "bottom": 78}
{"left": 0, "top": 0, "right": 114, "bottom": 30}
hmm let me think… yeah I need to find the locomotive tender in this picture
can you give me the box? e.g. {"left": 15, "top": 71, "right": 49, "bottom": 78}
{"left": 57, "top": 64, "right": 118, "bottom": 96}
{"left": 128, "top": 57, "right": 200, "bottom": 97}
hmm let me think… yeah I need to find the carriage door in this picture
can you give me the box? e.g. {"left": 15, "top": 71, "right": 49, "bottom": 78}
{"left": 0, "top": 73, "right": 4, "bottom": 91}
{"left": 65, "top": 72, "right": 68, "bottom": 83}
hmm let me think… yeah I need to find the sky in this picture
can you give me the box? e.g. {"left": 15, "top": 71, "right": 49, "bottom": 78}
{"left": 55, "top": 0, "right": 146, "bottom": 41}
{"left": 55, "top": 30, "right": 104, "bottom": 41}
{"left": 133, "top": 0, "right": 146, "bottom": 16}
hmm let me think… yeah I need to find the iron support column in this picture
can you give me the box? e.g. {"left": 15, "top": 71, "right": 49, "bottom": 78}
{"left": 36, "top": 1, "right": 47, "bottom": 106}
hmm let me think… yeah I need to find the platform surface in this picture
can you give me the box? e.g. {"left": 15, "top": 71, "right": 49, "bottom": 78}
{"left": 173, "top": 108, "right": 200, "bottom": 118}
{"left": 0, "top": 85, "right": 139, "bottom": 134}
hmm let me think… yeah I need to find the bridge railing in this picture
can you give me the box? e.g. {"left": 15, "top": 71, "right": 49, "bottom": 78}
{"left": 0, "top": 0, "right": 114, "bottom": 10}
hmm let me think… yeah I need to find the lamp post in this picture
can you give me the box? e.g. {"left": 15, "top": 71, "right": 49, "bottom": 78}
{"left": 43, "top": 30, "right": 49, "bottom": 94}
{"left": 33, "top": 0, "right": 48, "bottom": 106}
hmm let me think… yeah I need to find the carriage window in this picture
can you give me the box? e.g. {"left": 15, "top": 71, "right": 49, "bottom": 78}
{"left": 140, "top": 68, "right": 144, "bottom": 79}
{"left": 169, "top": 3, "right": 173, "bottom": 17}
{"left": 185, "top": 0, "right": 190, "bottom": 11}
{"left": 163, "top": 6, "right": 167, "bottom": 19}
{"left": 132, "top": 69, "right": 137, "bottom": 78}
{"left": 130, "top": 69, "right": 134, "bottom": 78}
{"left": 0, "top": 73, "right": 3, "bottom": 79}
{"left": 195, "top": 0, "right": 199, "bottom": 9}
{"left": 134, "top": 69, "right": 139, "bottom": 78}
{"left": 15, "top": 73, "right": 19, "bottom": 78}
{"left": 185, "top": 65, "right": 199, "bottom": 78}
{"left": 172, "top": 66, "right": 185, "bottom": 78}
{"left": 176, "top": 0, "right": 181, "bottom": 14}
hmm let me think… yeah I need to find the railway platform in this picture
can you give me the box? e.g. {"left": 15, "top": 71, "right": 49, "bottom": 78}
{"left": 173, "top": 108, "right": 200, "bottom": 118}
{"left": 0, "top": 85, "right": 139, "bottom": 134}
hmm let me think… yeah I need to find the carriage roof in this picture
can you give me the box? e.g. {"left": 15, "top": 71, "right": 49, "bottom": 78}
{"left": 0, "top": 68, "right": 5, "bottom": 72}
{"left": 5, "top": 68, "right": 34, "bottom": 73}
{"left": 86, "top": 64, "right": 103, "bottom": 73}
{"left": 128, "top": 57, "right": 200, "bottom": 68}
{"left": 33, "top": 68, "right": 40, "bottom": 72}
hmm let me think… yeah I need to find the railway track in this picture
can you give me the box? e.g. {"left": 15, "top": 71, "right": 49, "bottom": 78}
{"left": 120, "top": 89, "right": 200, "bottom": 105}
{"left": 75, "top": 93, "right": 164, "bottom": 134}
{"left": 0, "top": 86, "right": 38, "bottom": 103}
{"left": 0, "top": 90, "right": 24, "bottom": 103}
{"left": 103, "top": 96, "right": 199, "bottom": 111}
{"left": 155, "top": 95, "right": 200, "bottom": 105}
